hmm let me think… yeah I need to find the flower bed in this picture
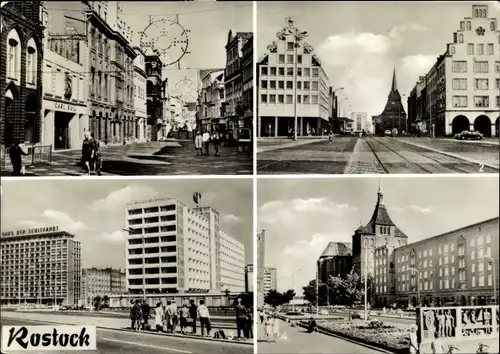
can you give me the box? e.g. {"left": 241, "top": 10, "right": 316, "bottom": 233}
{"left": 300, "top": 319, "right": 410, "bottom": 354}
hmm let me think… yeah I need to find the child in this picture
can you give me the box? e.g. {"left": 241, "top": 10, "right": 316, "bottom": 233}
{"left": 265, "top": 316, "right": 273, "bottom": 343}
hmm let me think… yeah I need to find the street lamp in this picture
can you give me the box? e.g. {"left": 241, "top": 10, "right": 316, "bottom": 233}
{"left": 123, "top": 227, "right": 146, "bottom": 301}
{"left": 277, "top": 17, "right": 308, "bottom": 141}
{"left": 407, "top": 267, "right": 421, "bottom": 307}
{"left": 483, "top": 256, "right": 497, "bottom": 305}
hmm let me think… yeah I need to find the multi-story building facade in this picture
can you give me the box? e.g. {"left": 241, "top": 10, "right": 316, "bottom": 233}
{"left": 86, "top": 1, "right": 136, "bottom": 145}
{"left": 133, "top": 47, "right": 147, "bottom": 141}
{"left": 145, "top": 53, "right": 164, "bottom": 142}
{"left": 263, "top": 267, "right": 277, "bottom": 296}
{"left": 199, "top": 70, "right": 225, "bottom": 133}
{"left": 0, "top": 226, "right": 81, "bottom": 306}
{"left": 350, "top": 112, "right": 371, "bottom": 134}
{"left": 241, "top": 34, "right": 253, "bottom": 134}
{"left": 125, "top": 197, "right": 245, "bottom": 296}
{"left": 1, "top": 1, "right": 45, "bottom": 147}
{"left": 411, "top": 3, "right": 500, "bottom": 137}
{"left": 81, "top": 267, "right": 126, "bottom": 305}
{"left": 257, "top": 230, "right": 266, "bottom": 295}
{"left": 374, "top": 217, "right": 499, "bottom": 308}
{"left": 407, "top": 76, "right": 427, "bottom": 135}
{"left": 224, "top": 30, "right": 253, "bottom": 141}
{"left": 257, "top": 26, "right": 330, "bottom": 137}
{"left": 318, "top": 242, "right": 353, "bottom": 285}
{"left": 245, "top": 264, "right": 254, "bottom": 293}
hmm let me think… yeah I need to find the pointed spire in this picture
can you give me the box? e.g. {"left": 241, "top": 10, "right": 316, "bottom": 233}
{"left": 391, "top": 67, "right": 398, "bottom": 92}
{"left": 377, "top": 179, "right": 384, "bottom": 204}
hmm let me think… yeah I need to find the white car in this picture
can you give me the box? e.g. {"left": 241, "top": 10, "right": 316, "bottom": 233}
{"left": 384, "top": 130, "right": 392, "bottom": 136}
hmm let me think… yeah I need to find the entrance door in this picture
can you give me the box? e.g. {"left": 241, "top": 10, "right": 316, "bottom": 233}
{"left": 54, "top": 112, "right": 72, "bottom": 150}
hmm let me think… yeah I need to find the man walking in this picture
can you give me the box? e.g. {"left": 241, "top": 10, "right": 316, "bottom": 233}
{"left": 198, "top": 300, "right": 211, "bottom": 337}
{"left": 189, "top": 299, "right": 198, "bottom": 335}
{"left": 202, "top": 129, "right": 210, "bottom": 156}
{"left": 235, "top": 298, "right": 248, "bottom": 340}
{"left": 141, "top": 300, "right": 151, "bottom": 331}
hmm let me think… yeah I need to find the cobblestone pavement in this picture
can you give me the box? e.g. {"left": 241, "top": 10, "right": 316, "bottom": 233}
{"left": 257, "top": 136, "right": 499, "bottom": 174}
{"left": 1, "top": 140, "right": 252, "bottom": 176}
{"left": 256, "top": 319, "right": 385, "bottom": 354}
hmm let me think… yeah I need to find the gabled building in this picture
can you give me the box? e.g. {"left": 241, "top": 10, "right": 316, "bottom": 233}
{"left": 317, "top": 242, "right": 353, "bottom": 285}
{"left": 133, "top": 47, "right": 147, "bottom": 142}
{"left": 1, "top": 1, "right": 45, "bottom": 147}
{"left": 198, "top": 70, "right": 225, "bottom": 133}
{"left": 374, "top": 68, "right": 407, "bottom": 135}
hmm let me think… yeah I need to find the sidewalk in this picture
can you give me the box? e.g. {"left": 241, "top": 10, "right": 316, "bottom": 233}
{"left": 1, "top": 311, "right": 252, "bottom": 346}
{"left": 257, "top": 138, "right": 324, "bottom": 153}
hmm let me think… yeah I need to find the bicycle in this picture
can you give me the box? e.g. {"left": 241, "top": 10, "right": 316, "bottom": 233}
{"left": 446, "top": 345, "right": 460, "bottom": 354}
{"left": 476, "top": 343, "right": 489, "bottom": 354}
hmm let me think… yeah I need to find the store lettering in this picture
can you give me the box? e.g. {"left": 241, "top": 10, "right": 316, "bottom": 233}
{"left": 1, "top": 226, "right": 59, "bottom": 237}
{"left": 55, "top": 102, "right": 77, "bottom": 113}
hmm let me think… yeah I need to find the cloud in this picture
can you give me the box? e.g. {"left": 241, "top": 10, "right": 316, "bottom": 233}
{"left": 100, "top": 230, "right": 127, "bottom": 243}
{"left": 282, "top": 232, "right": 351, "bottom": 260}
{"left": 16, "top": 210, "right": 88, "bottom": 233}
{"left": 390, "top": 205, "right": 433, "bottom": 214}
{"left": 400, "top": 54, "right": 436, "bottom": 78}
{"left": 222, "top": 214, "right": 241, "bottom": 224}
{"left": 387, "top": 24, "right": 428, "bottom": 45}
{"left": 89, "top": 185, "right": 157, "bottom": 211}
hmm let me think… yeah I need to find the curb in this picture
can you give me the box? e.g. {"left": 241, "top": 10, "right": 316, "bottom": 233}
{"left": 295, "top": 321, "right": 397, "bottom": 354}
{"left": 393, "top": 138, "right": 499, "bottom": 170}
{"left": 0, "top": 316, "right": 252, "bottom": 346}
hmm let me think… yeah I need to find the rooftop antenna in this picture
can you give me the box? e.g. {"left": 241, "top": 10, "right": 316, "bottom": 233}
{"left": 193, "top": 191, "right": 202, "bottom": 208}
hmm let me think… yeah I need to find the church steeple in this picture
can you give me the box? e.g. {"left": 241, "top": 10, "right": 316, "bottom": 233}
{"left": 377, "top": 179, "right": 384, "bottom": 204}
{"left": 391, "top": 67, "right": 398, "bottom": 92}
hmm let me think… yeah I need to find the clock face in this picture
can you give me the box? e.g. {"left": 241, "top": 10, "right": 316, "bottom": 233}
{"left": 140, "top": 17, "right": 190, "bottom": 67}
{"left": 173, "top": 77, "right": 197, "bottom": 102}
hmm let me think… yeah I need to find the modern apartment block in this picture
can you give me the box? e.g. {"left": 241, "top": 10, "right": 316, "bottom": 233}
{"left": 81, "top": 267, "right": 126, "bottom": 304}
{"left": 408, "top": 3, "right": 500, "bottom": 137}
{"left": 125, "top": 197, "right": 245, "bottom": 296}
{"left": 257, "top": 22, "right": 331, "bottom": 137}
{"left": 263, "top": 267, "right": 277, "bottom": 296}
{"left": 0, "top": 226, "right": 81, "bottom": 306}
{"left": 245, "top": 264, "right": 254, "bottom": 293}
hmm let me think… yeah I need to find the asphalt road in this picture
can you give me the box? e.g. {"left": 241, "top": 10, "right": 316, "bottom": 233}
{"left": 257, "top": 136, "right": 499, "bottom": 174}
{"left": 1, "top": 317, "right": 252, "bottom": 354}
{"left": 256, "top": 319, "right": 385, "bottom": 354}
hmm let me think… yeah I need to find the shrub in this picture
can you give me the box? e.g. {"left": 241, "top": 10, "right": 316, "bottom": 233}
{"left": 367, "top": 320, "right": 384, "bottom": 329}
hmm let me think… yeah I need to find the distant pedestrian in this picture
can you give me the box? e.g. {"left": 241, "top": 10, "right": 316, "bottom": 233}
{"left": 409, "top": 324, "right": 418, "bottom": 354}
{"left": 202, "top": 129, "right": 210, "bottom": 156}
{"left": 154, "top": 302, "right": 164, "bottom": 332}
{"left": 246, "top": 307, "right": 253, "bottom": 339}
{"left": 189, "top": 299, "right": 198, "bottom": 335}
{"left": 179, "top": 304, "right": 190, "bottom": 334}
{"left": 81, "top": 131, "right": 96, "bottom": 176}
{"left": 195, "top": 130, "right": 203, "bottom": 155}
{"left": 264, "top": 316, "right": 273, "bottom": 343}
{"left": 9, "top": 139, "right": 28, "bottom": 176}
{"left": 212, "top": 130, "right": 220, "bottom": 156}
{"left": 165, "top": 301, "right": 174, "bottom": 333}
{"left": 90, "top": 133, "right": 102, "bottom": 176}
{"left": 141, "top": 300, "right": 150, "bottom": 331}
{"left": 259, "top": 309, "right": 264, "bottom": 324}
{"left": 272, "top": 313, "right": 280, "bottom": 341}
{"left": 130, "top": 300, "right": 142, "bottom": 331}
{"left": 235, "top": 298, "right": 248, "bottom": 339}
{"left": 198, "top": 300, "right": 211, "bottom": 337}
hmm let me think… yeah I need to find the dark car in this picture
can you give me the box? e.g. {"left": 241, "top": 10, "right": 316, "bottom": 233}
{"left": 454, "top": 130, "right": 483, "bottom": 140}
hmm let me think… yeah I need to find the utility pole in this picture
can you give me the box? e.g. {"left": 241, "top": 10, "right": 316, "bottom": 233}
{"left": 364, "top": 237, "right": 368, "bottom": 321}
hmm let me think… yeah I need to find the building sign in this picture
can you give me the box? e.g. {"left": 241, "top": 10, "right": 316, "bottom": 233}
{"left": 2, "top": 225, "right": 59, "bottom": 237}
{"left": 54, "top": 102, "right": 77, "bottom": 113}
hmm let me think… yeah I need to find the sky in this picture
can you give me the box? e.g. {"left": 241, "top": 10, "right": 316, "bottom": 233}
{"left": 257, "top": 1, "right": 500, "bottom": 118}
{"left": 1, "top": 179, "right": 253, "bottom": 268}
{"left": 257, "top": 176, "right": 499, "bottom": 295}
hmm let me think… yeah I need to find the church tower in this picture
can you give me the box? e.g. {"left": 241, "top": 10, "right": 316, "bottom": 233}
{"left": 374, "top": 68, "right": 407, "bottom": 135}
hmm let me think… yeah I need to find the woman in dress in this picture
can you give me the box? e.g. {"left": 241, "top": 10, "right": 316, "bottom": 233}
{"left": 264, "top": 316, "right": 273, "bottom": 343}
{"left": 272, "top": 313, "right": 280, "bottom": 342}
{"left": 154, "top": 302, "right": 164, "bottom": 332}
{"left": 194, "top": 130, "right": 203, "bottom": 155}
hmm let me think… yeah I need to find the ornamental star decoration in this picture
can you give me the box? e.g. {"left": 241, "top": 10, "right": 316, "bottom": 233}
{"left": 476, "top": 27, "right": 486, "bottom": 36}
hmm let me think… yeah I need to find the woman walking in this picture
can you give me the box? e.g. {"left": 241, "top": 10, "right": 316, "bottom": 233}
{"left": 81, "top": 131, "right": 95, "bottom": 176}
{"left": 154, "top": 302, "right": 164, "bottom": 332}
{"left": 194, "top": 130, "right": 203, "bottom": 155}
{"left": 272, "top": 314, "right": 280, "bottom": 342}
{"left": 264, "top": 316, "right": 273, "bottom": 343}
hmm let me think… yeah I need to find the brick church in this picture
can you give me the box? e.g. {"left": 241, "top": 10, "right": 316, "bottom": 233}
{"left": 373, "top": 68, "right": 407, "bottom": 135}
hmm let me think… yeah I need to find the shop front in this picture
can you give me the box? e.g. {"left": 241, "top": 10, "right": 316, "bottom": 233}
{"left": 41, "top": 99, "right": 88, "bottom": 151}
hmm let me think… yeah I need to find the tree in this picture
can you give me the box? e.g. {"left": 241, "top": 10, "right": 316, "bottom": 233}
{"left": 282, "top": 289, "right": 296, "bottom": 304}
{"left": 102, "top": 295, "right": 110, "bottom": 308}
{"left": 329, "top": 269, "right": 362, "bottom": 322}
{"left": 264, "top": 289, "right": 283, "bottom": 308}
{"left": 92, "top": 296, "right": 102, "bottom": 311}
{"left": 302, "top": 279, "right": 317, "bottom": 305}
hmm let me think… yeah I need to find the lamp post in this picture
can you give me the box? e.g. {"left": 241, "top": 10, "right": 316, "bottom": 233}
{"left": 483, "top": 256, "right": 497, "bottom": 305}
{"left": 291, "top": 268, "right": 302, "bottom": 312}
{"left": 331, "top": 87, "right": 345, "bottom": 133}
{"left": 408, "top": 267, "right": 421, "bottom": 307}
{"left": 364, "top": 238, "right": 368, "bottom": 321}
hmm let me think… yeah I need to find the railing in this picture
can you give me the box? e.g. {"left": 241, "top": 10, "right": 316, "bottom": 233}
{"left": 1, "top": 145, "right": 53, "bottom": 170}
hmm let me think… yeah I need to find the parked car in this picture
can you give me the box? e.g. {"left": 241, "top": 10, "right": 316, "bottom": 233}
{"left": 384, "top": 130, "right": 392, "bottom": 136}
{"left": 320, "top": 309, "right": 329, "bottom": 316}
{"left": 454, "top": 130, "right": 483, "bottom": 140}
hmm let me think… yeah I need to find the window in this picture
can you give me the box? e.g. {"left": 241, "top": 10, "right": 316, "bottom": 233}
{"left": 472, "top": 276, "right": 476, "bottom": 287}
{"left": 278, "top": 67, "right": 285, "bottom": 76}
{"left": 303, "top": 95, "right": 310, "bottom": 104}
{"left": 287, "top": 55, "right": 293, "bottom": 64}
{"left": 26, "top": 39, "right": 37, "bottom": 85}
{"left": 452, "top": 96, "right": 467, "bottom": 107}
{"left": 488, "top": 274, "right": 493, "bottom": 286}
{"left": 491, "top": 22, "right": 496, "bottom": 31}
{"left": 467, "top": 44, "right": 474, "bottom": 55}
{"left": 286, "top": 94, "right": 293, "bottom": 104}
{"left": 270, "top": 67, "right": 276, "bottom": 76}
{"left": 286, "top": 67, "right": 293, "bottom": 76}
{"left": 297, "top": 81, "right": 302, "bottom": 89}
{"left": 466, "top": 21, "right": 471, "bottom": 31}
{"left": 278, "top": 81, "right": 284, "bottom": 89}
{"left": 312, "top": 81, "right": 319, "bottom": 91}
{"left": 460, "top": 21, "right": 465, "bottom": 30}
{"left": 286, "top": 81, "right": 293, "bottom": 89}
{"left": 260, "top": 94, "right": 267, "bottom": 103}
{"left": 497, "top": 96, "right": 500, "bottom": 107}
{"left": 287, "top": 42, "right": 294, "bottom": 51}
{"left": 477, "top": 44, "right": 484, "bottom": 55}
{"left": 487, "top": 44, "right": 494, "bottom": 55}
{"left": 297, "top": 68, "right": 302, "bottom": 77}
{"left": 90, "top": 67, "right": 95, "bottom": 95}
{"left": 479, "top": 275, "right": 484, "bottom": 287}
{"left": 269, "top": 94, "right": 276, "bottom": 103}
{"left": 474, "top": 79, "right": 489, "bottom": 90}
{"left": 496, "top": 62, "right": 500, "bottom": 72}
{"left": 304, "top": 68, "right": 310, "bottom": 77}
{"left": 7, "top": 29, "right": 21, "bottom": 81}
{"left": 478, "top": 236, "right": 483, "bottom": 245}
{"left": 296, "top": 95, "right": 301, "bottom": 103}
{"left": 269, "top": 81, "right": 276, "bottom": 89}
{"left": 312, "top": 68, "right": 319, "bottom": 77}
{"left": 278, "top": 55, "right": 285, "bottom": 64}
{"left": 261, "top": 67, "right": 268, "bottom": 76}
{"left": 474, "top": 96, "right": 489, "bottom": 107}
{"left": 473, "top": 61, "right": 488, "bottom": 73}
{"left": 278, "top": 94, "right": 284, "bottom": 104}
{"left": 303, "top": 81, "right": 310, "bottom": 90}
{"left": 311, "top": 95, "right": 318, "bottom": 104}
{"left": 496, "top": 79, "right": 500, "bottom": 90}
{"left": 486, "top": 234, "right": 491, "bottom": 243}
{"left": 260, "top": 80, "right": 268, "bottom": 89}
{"left": 297, "top": 55, "right": 302, "bottom": 64}
{"left": 452, "top": 61, "right": 467, "bottom": 72}
{"left": 479, "top": 261, "right": 484, "bottom": 272}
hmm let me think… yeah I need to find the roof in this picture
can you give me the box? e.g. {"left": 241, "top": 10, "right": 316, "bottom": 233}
{"left": 320, "top": 242, "right": 352, "bottom": 257}
{"left": 356, "top": 188, "right": 407, "bottom": 237}
{"left": 377, "top": 68, "right": 406, "bottom": 117}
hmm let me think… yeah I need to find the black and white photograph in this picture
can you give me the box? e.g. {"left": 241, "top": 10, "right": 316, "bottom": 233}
{"left": 0, "top": 178, "right": 254, "bottom": 353}
{"left": 256, "top": 1, "right": 500, "bottom": 174}
{"left": 256, "top": 176, "right": 499, "bottom": 354}
{"left": 1, "top": 0, "right": 253, "bottom": 176}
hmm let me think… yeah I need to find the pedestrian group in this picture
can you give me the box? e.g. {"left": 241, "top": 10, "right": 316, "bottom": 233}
{"left": 194, "top": 129, "right": 221, "bottom": 157}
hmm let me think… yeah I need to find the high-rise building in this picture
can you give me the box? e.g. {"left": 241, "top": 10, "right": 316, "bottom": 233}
{"left": 125, "top": 197, "right": 245, "bottom": 295}
{"left": 410, "top": 3, "right": 500, "bottom": 137}
{"left": 245, "top": 264, "right": 254, "bottom": 293}
{"left": 0, "top": 226, "right": 81, "bottom": 306}
{"left": 1, "top": 1, "right": 45, "bottom": 147}
{"left": 263, "top": 267, "right": 277, "bottom": 296}
{"left": 257, "top": 19, "right": 331, "bottom": 137}
{"left": 373, "top": 68, "right": 407, "bottom": 134}
{"left": 81, "top": 267, "right": 126, "bottom": 305}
